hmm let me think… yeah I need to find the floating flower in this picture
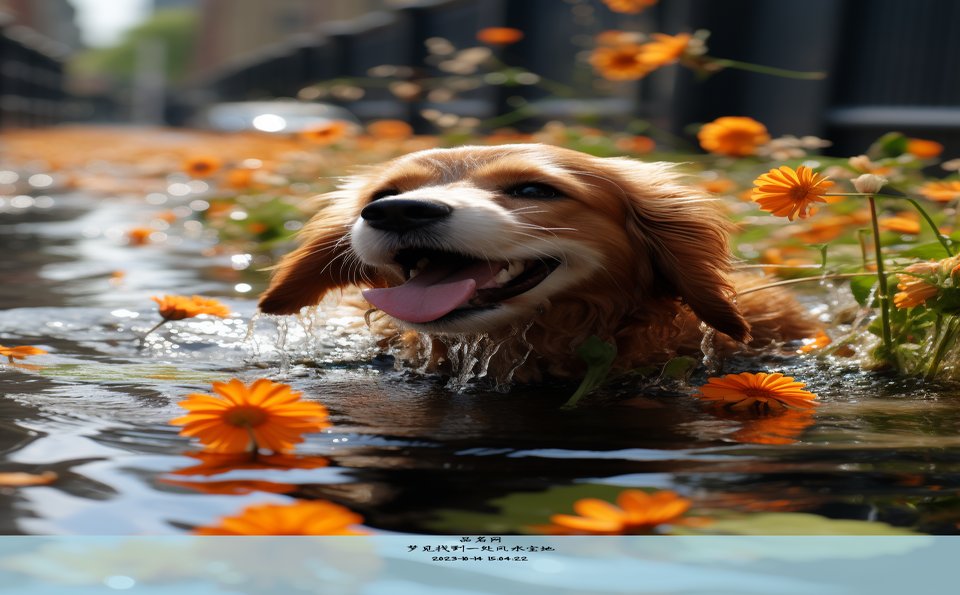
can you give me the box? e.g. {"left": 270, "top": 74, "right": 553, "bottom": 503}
{"left": 906, "top": 138, "right": 944, "bottom": 160}
{"left": 152, "top": 294, "right": 230, "bottom": 321}
{"left": 893, "top": 255, "right": 960, "bottom": 309}
{"left": 601, "top": 0, "right": 658, "bottom": 14}
{"left": 639, "top": 33, "right": 691, "bottom": 68}
{"left": 697, "top": 372, "right": 819, "bottom": 411}
{"left": 797, "top": 330, "right": 832, "bottom": 354}
{"left": 918, "top": 180, "right": 960, "bottom": 202}
{"left": 0, "top": 344, "right": 48, "bottom": 364}
{"left": 589, "top": 44, "right": 653, "bottom": 80}
{"left": 366, "top": 119, "right": 414, "bottom": 140}
{"left": 476, "top": 27, "right": 524, "bottom": 46}
{"left": 697, "top": 116, "right": 770, "bottom": 157}
{"left": 299, "top": 121, "right": 351, "bottom": 145}
{"left": 194, "top": 500, "right": 366, "bottom": 535}
{"left": 126, "top": 227, "right": 154, "bottom": 246}
{"left": 170, "top": 378, "right": 331, "bottom": 453}
{"left": 548, "top": 490, "right": 694, "bottom": 535}
{"left": 183, "top": 155, "right": 223, "bottom": 178}
{"left": 751, "top": 165, "right": 834, "bottom": 221}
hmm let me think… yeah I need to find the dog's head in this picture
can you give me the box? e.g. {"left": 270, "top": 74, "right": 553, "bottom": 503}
{"left": 258, "top": 144, "right": 749, "bottom": 342}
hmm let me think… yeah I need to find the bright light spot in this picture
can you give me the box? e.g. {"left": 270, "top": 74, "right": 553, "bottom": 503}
{"left": 111, "top": 309, "right": 140, "bottom": 319}
{"left": 145, "top": 193, "right": 168, "bottom": 205}
{"left": 187, "top": 180, "right": 210, "bottom": 193}
{"left": 231, "top": 254, "right": 253, "bottom": 270}
{"left": 11, "top": 195, "right": 34, "bottom": 208}
{"left": 34, "top": 196, "right": 55, "bottom": 208}
{"left": 172, "top": 206, "right": 193, "bottom": 218}
{"left": 240, "top": 159, "right": 263, "bottom": 169}
{"left": 189, "top": 199, "right": 210, "bottom": 212}
{"left": 104, "top": 575, "right": 136, "bottom": 590}
{"left": 183, "top": 220, "right": 204, "bottom": 233}
{"left": 229, "top": 211, "right": 248, "bottom": 221}
{"left": 167, "top": 183, "right": 191, "bottom": 196}
{"left": 234, "top": 283, "right": 252, "bottom": 293}
{"left": 252, "top": 114, "right": 287, "bottom": 132}
{"left": 0, "top": 170, "right": 19, "bottom": 184}
{"left": 28, "top": 173, "right": 54, "bottom": 188}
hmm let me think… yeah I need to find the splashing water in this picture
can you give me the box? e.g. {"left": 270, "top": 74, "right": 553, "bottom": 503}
{"left": 699, "top": 321, "right": 719, "bottom": 375}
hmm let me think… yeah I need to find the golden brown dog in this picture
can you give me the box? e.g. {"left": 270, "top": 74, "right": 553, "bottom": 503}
{"left": 258, "top": 144, "right": 814, "bottom": 383}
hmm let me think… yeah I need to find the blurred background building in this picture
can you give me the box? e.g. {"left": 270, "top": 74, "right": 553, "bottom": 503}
{"left": 1, "top": 0, "right": 958, "bottom": 157}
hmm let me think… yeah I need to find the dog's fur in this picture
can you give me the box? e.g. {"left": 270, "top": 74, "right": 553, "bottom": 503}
{"left": 259, "top": 144, "right": 814, "bottom": 383}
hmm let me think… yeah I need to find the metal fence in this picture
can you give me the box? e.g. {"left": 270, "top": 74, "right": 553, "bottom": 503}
{"left": 193, "top": 0, "right": 959, "bottom": 155}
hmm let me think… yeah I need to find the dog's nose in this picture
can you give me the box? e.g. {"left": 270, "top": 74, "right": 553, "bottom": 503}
{"left": 360, "top": 199, "right": 452, "bottom": 231}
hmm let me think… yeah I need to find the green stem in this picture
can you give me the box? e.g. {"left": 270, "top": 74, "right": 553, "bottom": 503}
{"left": 706, "top": 57, "right": 826, "bottom": 80}
{"left": 868, "top": 195, "right": 894, "bottom": 358}
{"left": 903, "top": 197, "right": 954, "bottom": 256}
{"left": 925, "top": 317, "right": 960, "bottom": 380}
{"left": 735, "top": 272, "right": 876, "bottom": 296}
{"left": 139, "top": 320, "right": 168, "bottom": 347}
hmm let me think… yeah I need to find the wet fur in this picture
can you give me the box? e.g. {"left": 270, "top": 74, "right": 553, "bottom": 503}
{"left": 259, "top": 144, "right": 815, "bottom": 383}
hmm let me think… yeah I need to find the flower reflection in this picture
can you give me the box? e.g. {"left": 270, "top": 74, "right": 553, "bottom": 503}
{"left": 542, "top": 490, "right": 703, "bottom": 535}
{"left": 158, "top": 478, "right": 296, "bottom": 495}
{"left": 729, "top": 408, "right": 818, "bottom": 445}
{"left": 169, "top": 451, "right": 330, "bottom": 476}
{"left": 194, "top": 500, "right": 367, "bottom": 535}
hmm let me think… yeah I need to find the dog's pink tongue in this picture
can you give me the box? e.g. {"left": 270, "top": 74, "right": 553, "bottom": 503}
{"left": 362, "top": 261, "right": 500, "bottom": 323}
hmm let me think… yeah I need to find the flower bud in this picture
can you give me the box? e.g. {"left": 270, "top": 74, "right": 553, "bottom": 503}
{"left": 853, "top": 173, "right": 888, "bottom": 194}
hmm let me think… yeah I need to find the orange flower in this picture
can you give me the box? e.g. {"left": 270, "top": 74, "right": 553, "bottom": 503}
{"left": 0, "top": 344, "right": 47, "bottom": 363}
{"left": 698, "top": 177, "right": 737, "bottom": 195}
{"left": 170, "top": 378, "right": 331, "bottom": 453}
{"left": 0, "top": 471, "right": 57, "bottom": 486}
{"left": 476, "top": 27, "right": 524, "bottom": 46}
{"left": 589, "top": 44, "right": 653, "bottom": 80}
{"left": 601, "top": 0, "right": 658, "bottom": 14}
{"left": 194, "top": 500, "right": 366, "bottom": 535}
{"left": 697, "top": 116, "right": 770, "bottom": 157}
{"left": 697, "top": 372, "right": 819, "bottom": 411}
{"left": 549, "top": 490, "right": 693, "bottom": 535}
{"left": 596, "top": 30, "right": 643, "bottom": 46}
{"left": 751, "top": 165, "right": 834, "bottom": 221}
{"left": 127, "top": 227, "right": 154, "bottom": 246}
{"left": 299, "top": 120, "right": 351, "bottom": 145}
{"left": 918, "top": 180, "right": 960, "bottom": 202}
{"left": 366, "top": 119, "right": 413, "bottom": 140}
{"left": 224, "top": 168, "right": 255, "bottom": 189}
{"left": 797, "top": 329, "right": 832, "bottom": 354}
{"left": 731, "top": 408, "right": 817, "bottom": 445}
{"left": 152, "top": 295, "right": 230, "bottom": 320}
{"left": 639, "top": 33, "right": 691, "bottom": 68}
{"left": 170, "top": 451, "right": 330, "bottom": 477}
{"left": 615, "top": 135, "right": 656, "bottom": 154}
{"left": 892, "top": 257, "right": 960, "bottom": 309}
{"left": 906, "top": 138, "right": 944, "bottom": 159}
{"left": 183, "top": 155, "right": 223, "bottom": 177}
{"left": 879, "top": 214, "right": 921, "bottom": 235}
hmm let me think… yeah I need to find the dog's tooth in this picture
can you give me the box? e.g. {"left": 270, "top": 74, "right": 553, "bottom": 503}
{"left": 494, "top": 269, "right": 512, "bottom": 284}
{"left": 507, "top": 260, "right": 524, "bottom": 277}
{"left": 409, "top": 269, "right": 420, "bottom": 279}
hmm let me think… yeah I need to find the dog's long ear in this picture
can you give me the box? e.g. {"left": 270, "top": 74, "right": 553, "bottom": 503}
{"left": 258, "top": 191, "right": 376, "bottom": 315}
{"left": 611, "top": 160, "right": 751, "bottom": 343}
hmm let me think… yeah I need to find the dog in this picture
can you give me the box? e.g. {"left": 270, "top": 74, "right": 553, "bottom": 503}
{"left": 258, "top": 144, "right": 815, "bottom": 384}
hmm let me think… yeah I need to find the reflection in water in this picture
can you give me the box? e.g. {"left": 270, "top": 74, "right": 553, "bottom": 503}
{"left": 1, "top": 186, "right": 960, "bottom": 537}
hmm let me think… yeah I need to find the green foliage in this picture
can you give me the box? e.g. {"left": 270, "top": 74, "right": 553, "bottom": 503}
{"left": 562, "top": 336, "right": 617, "bottom": 408}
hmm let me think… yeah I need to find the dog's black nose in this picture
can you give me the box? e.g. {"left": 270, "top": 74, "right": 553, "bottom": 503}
{"left": 360, "top": 199, "right": 452, "bottom": 231}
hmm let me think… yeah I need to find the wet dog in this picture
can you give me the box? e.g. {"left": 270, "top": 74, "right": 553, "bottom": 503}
{"left": 258, "top": 144, "right": 813, "bottom": 383}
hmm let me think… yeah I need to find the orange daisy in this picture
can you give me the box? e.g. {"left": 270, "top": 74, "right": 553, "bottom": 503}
{"left": 299, "top": 120, "right": 351, "bottom": 145}
{"left": 476, "top": 27, "right": 524, "bottom": 46}
{"left": 697, "top": 372, "right": 819, "bottom": 411}
{"left": 639, "top": 33, "right": 692, "bottom": 68}
{"left": 194, "top": 500, "right": 366, "bottom": 535}
{"left": 697, "top": 116, "right": 770, "bottom": 157}
{"left": 366, "top": 119, "right": 414, "bottom": 140}
{"left": 797, "top": 329, "right": 832, "bottom": 354}
{"left": 751, "top": 165, "right": 834, "bottom": 221}
{"left": 918, "top": 180, "right": 960, "bottom": 202}
{"left": 170, "top": 378, "right": 331, "bottom": 453}
{"left": 589, "top": 44, "right": 653, "bottom": 80}
{"left": 906, "top": 138, "right": 944, "bottom": 160}
{"left": 0, "top": 344, "right": 48, "bottom": 364}
{"left": 183, "top": 155, "right": 223, "bottom": 178}
{"left": 893, "top": 256, "right": 960, "bottom": 309}
{"left": 152, "top": 294, "right": 230, "bottom": 321}
{"left": 548, "top": 490, "right": 693, "bottom": 535}
{"left": 600, "top": 0, "right": 658, "bottom": 14}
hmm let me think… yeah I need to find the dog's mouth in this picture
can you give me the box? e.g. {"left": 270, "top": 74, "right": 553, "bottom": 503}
{"left": 361, "top": 247, "right": 561, "bottom": 324}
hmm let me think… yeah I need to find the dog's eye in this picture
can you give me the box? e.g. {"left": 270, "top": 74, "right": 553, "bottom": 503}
{"left": 506, "top": 183, "right": 563, "bottom": 200}
{"left": 370, "top": 189, "right": 400, "bottom": 201}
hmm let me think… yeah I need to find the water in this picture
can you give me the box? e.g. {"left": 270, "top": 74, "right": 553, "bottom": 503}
{"left": 1, "top": 174, "right": 960, "bottom": 537}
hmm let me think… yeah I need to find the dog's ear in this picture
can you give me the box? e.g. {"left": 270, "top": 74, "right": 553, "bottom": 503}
{"left": 611, "top": 160, "right": 751, "bottom": 343}
{"left": 258, "top": 191, "right": 378, "bottom": 315}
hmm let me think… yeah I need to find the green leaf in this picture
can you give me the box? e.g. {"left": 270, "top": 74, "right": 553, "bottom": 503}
{"left": 660, "top": 356, "right": 698, "bottom": 381}
{"left": 850, "top": 275, "right": 877, "bottom": 306}
{"left": 868, "top": 132, "right": 909, "bottom": 159}
{"left": 902, "top": 241, "right": 954, "bottom": 260}
{"left": 562, "top": 336, "right": 617, "bottom": 409}
{"left": 686, "top": 512, "right": 919, "bottom": 535}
